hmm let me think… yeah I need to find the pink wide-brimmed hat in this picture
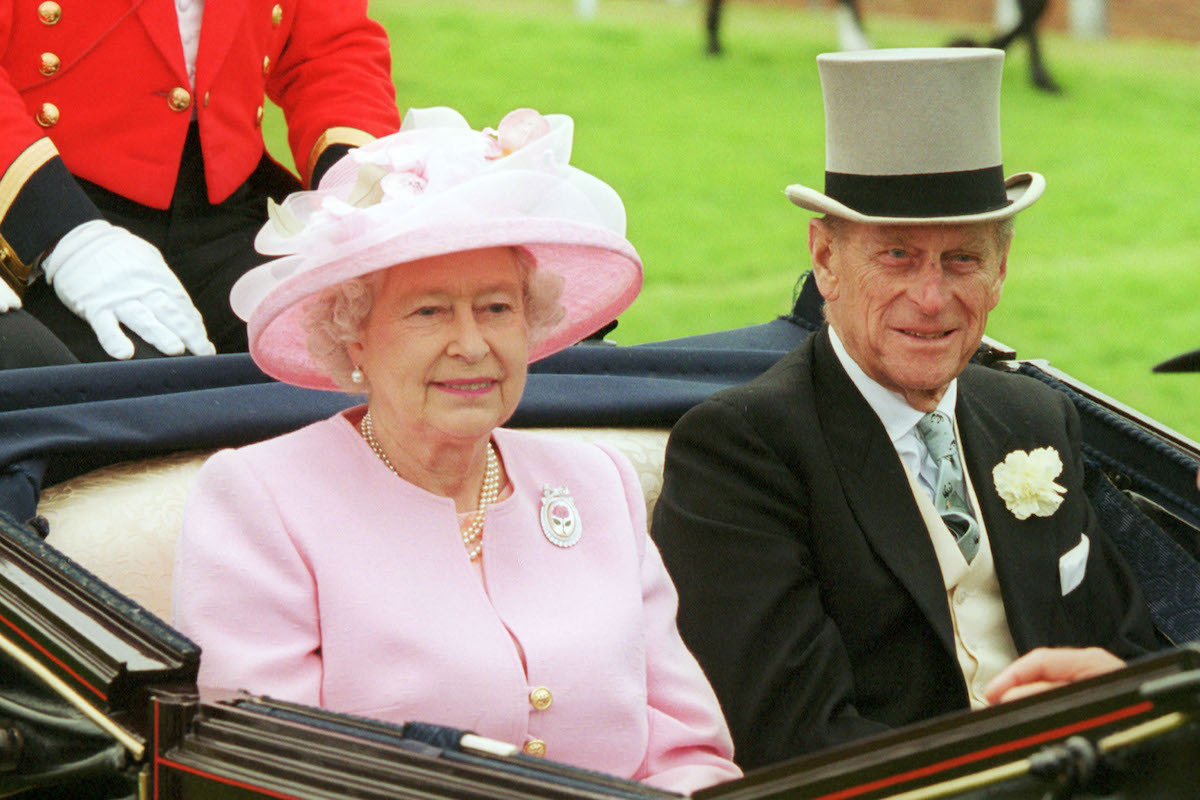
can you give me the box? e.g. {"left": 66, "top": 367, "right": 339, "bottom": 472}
{"left": 231, "top": 107, "right": 643, "bottom": 391}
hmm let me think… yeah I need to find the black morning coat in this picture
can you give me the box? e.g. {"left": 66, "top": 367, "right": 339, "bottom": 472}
{"left": 650, "top": 326, "right": 1158, "bottom": 771}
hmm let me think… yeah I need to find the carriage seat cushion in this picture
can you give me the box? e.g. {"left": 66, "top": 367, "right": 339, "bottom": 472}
{"left": 35, "top": 428, "right": 671, "bottom": 623}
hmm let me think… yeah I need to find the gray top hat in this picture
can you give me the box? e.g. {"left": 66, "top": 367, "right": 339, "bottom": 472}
{"left": 786, "top": 48, "right": 1044, "bottom": 224}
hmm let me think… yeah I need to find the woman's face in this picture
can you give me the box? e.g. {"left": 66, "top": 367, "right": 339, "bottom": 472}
{"left": 348, "top": 248, "right": 529, "bottom": 447}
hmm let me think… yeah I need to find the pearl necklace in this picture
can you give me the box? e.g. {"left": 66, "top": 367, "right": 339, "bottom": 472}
{"left": 359, "top": 412, "right": 500, "bottom": 562}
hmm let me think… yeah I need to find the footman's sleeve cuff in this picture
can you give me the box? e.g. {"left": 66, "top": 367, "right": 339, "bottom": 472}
{"left": 0, "top": 138, "right": 102, "bottom": 284}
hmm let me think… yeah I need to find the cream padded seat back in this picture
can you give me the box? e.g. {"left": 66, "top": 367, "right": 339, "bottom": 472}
{"left": 38, "top": 450, "right": 211, "bottom": 622}
{"left": 37, "top": 428, "right": 670, "bottom": 621}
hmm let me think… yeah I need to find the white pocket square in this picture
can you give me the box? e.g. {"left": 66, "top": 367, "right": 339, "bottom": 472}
{"left": 1059, "top": 534, "right": 1090, "bottom": 596}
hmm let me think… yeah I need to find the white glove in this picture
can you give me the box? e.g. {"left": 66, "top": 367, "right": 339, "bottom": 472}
{"left": 41, "top": 220, "right": 215, "bottom": 359}
{"left": 0, "top": 280, "right": 19, "bottom": 312}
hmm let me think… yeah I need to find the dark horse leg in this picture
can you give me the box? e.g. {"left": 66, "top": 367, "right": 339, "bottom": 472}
{"left": 842, "top": 0, "right": 865, "bottom": 29}
{"left": 706, "top": 0, "right": 723, "bottom": 54}
{"left": 956, "top": 0, "right": 1059, "bottom": 92}
{"left": 989, "top": 0, "right": 1058, "bottom": 92}
{"left": 836, "top": 0, "right": 871, "bottom": 51}
{"left": 708, "top": 0, "right": 867, "bottom": 57}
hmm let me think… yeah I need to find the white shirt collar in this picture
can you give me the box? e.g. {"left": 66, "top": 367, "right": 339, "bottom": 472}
{"left": 827, "top": 326, "right": 957, "bottom": 444}
{"left": 828, "top": 326, "right": 959, "bottom": 499}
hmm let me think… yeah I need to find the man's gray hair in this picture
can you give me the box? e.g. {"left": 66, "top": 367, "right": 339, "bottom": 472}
{"left": 819, "top": 214, "right": 1015, "bottom": 250}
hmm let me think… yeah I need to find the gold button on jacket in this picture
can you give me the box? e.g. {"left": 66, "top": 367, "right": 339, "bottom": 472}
{"left": 37, "top": 1, "right": 61, "bottom": 25}
{"left": 271, "top": 4, "right": 283, "bottom": 27}
{"left": 0, "top": 0, "right": 398, "bottom": 215}
{"left": 39, "top": 52, "right": 60, "bottom": 76}
{"left": 528, "top": 687, "right": 553, "bottom": 710}
{"left": 168, "top": 87, "right": 192, "bottom": 112}
{"left": 35, "top": 102, "right": 59, "bottom": 127}
{"left": 522, "top": 739, "right": 547, "bottom": 757}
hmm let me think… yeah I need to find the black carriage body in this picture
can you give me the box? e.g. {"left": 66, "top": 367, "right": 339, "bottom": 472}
{"left": 0, "top": 281, "right": 1198, "bottom": 799}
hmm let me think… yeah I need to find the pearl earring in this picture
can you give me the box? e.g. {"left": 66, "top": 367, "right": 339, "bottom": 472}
{"left": 350, "top": 366, "right": 364, "bottom": 384}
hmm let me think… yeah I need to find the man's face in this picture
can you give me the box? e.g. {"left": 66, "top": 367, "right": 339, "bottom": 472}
{"left": 809, "top": 218, "right": 1009, "bottom": 411}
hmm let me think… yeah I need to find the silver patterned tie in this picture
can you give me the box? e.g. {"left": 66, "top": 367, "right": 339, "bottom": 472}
{"left": 915, "top": 411, "right": 981, "bottom": 562}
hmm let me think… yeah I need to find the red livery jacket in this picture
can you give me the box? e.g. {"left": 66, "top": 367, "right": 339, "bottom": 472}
{"left": 0, "top": 0, "right": 399, "bottom": 288}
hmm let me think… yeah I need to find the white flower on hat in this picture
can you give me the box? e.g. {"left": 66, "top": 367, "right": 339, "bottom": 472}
{"left": 992, "top": 447, "right": 1067, "bottom": 520}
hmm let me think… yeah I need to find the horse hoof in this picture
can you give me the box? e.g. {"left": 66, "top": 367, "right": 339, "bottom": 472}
{"left": 1033, "top": 74, "right": 1062, "bottom": 93}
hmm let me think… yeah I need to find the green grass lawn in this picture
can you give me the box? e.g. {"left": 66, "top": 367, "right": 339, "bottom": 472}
{"left": 265, "top": 0, "right": 1200, "bottom": 439}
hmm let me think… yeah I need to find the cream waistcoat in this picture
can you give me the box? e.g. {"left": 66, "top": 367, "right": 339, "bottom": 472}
{"left": 902, "top": 420, "right": 1019, "bottom": 708}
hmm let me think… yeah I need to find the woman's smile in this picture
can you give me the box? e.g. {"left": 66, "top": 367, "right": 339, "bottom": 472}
{"left": 434, "top": 378, "right": 499, "bottom": 396}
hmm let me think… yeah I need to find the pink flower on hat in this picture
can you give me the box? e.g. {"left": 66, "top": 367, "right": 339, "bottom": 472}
{"left": 379, "top": 169, "right": 428, "bottom": 198}
{"left": 254, "top": 110, "right": 570, "bottom": 261}
{"left": 492, "top": 109, "right": 552, "bottom": 156}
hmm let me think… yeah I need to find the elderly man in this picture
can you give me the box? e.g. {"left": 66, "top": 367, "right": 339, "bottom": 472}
{"left": 650, "top": 48, "right": 1157, "bottom": 771}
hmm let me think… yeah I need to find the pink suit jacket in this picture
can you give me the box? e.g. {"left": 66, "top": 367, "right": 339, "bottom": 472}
{"left": 172, "top": 410, "right": 740, "bottom": 794}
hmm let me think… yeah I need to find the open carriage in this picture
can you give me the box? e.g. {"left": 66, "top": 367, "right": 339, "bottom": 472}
{"left": 1, "top": 278, "right": 1199, "bottom": 799}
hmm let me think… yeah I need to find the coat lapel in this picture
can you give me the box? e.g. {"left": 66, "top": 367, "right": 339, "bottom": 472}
{"left": 811, "top": 329, "right": 958, "bottom": 658}
{"left": 195, "top": 0, "right": 250, "bottom": 89}
{"left": 136, "top": 0, "right": 187, "bottom": 80}
{"left": 956, "top": 374, "right": 1069, "bottom": 650}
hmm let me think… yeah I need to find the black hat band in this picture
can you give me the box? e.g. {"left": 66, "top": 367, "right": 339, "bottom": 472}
{"left": 824, "top": 166, "right": 1009, "bottom": 218}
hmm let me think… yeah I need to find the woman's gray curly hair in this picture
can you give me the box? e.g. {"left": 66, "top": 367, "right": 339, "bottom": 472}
{"left": 301, "top": 247, "right": 566, "bottom": 393}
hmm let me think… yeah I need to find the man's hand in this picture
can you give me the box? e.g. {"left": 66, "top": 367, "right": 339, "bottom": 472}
{"left": 42, "top": 220, "right": 215, "bottom": 359}
{"left": 984, "top": 647, "right": 1126, "bottom": 705}
{"left": 0, "top": 280, "right": 19, "bottom": 312}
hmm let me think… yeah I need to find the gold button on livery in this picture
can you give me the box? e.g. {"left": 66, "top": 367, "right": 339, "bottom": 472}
{"left": 529, "top": 687, "right": 553, "bottom": 711}
{"left": 262, "top": 55, "right": 271, "bottom": 76}
{"left": 522, "top": 739, "right": 547, "bottom": 757}
{"left": 271, "top": 4, "right": 283, "bottom": 27}
{"left": 37, "top": 1, "right": 61, "bottom": 25}
{"left": 254, "top": 105, "right": 264, "bottom": 128}
{"left": 203, "top": 91, "right": 210, "bottom": 108}
{"left": 168, "top": 87, "right": 191, "bottom": 112}
{"left": 35, "top": 102, "right": 59, "bottom": 127}
{"left": 38, "top": 52, "right": 60, "bottom": 76}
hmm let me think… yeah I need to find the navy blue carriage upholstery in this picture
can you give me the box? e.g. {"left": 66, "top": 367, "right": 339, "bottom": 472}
{"left": 0, "top": 273, "right": 1197, "bottom": 645}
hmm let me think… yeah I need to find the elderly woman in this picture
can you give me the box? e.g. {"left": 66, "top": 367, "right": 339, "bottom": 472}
{"left": 171, "top": 108, "right": 740, "bottom": 793}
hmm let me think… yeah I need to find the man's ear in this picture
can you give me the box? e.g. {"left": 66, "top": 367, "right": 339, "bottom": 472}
{"left": 989, "top": 250, "right": 1009, "bottom": 310}
{"left": 808, "top": 218, "right": 839, "bottom": 302}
